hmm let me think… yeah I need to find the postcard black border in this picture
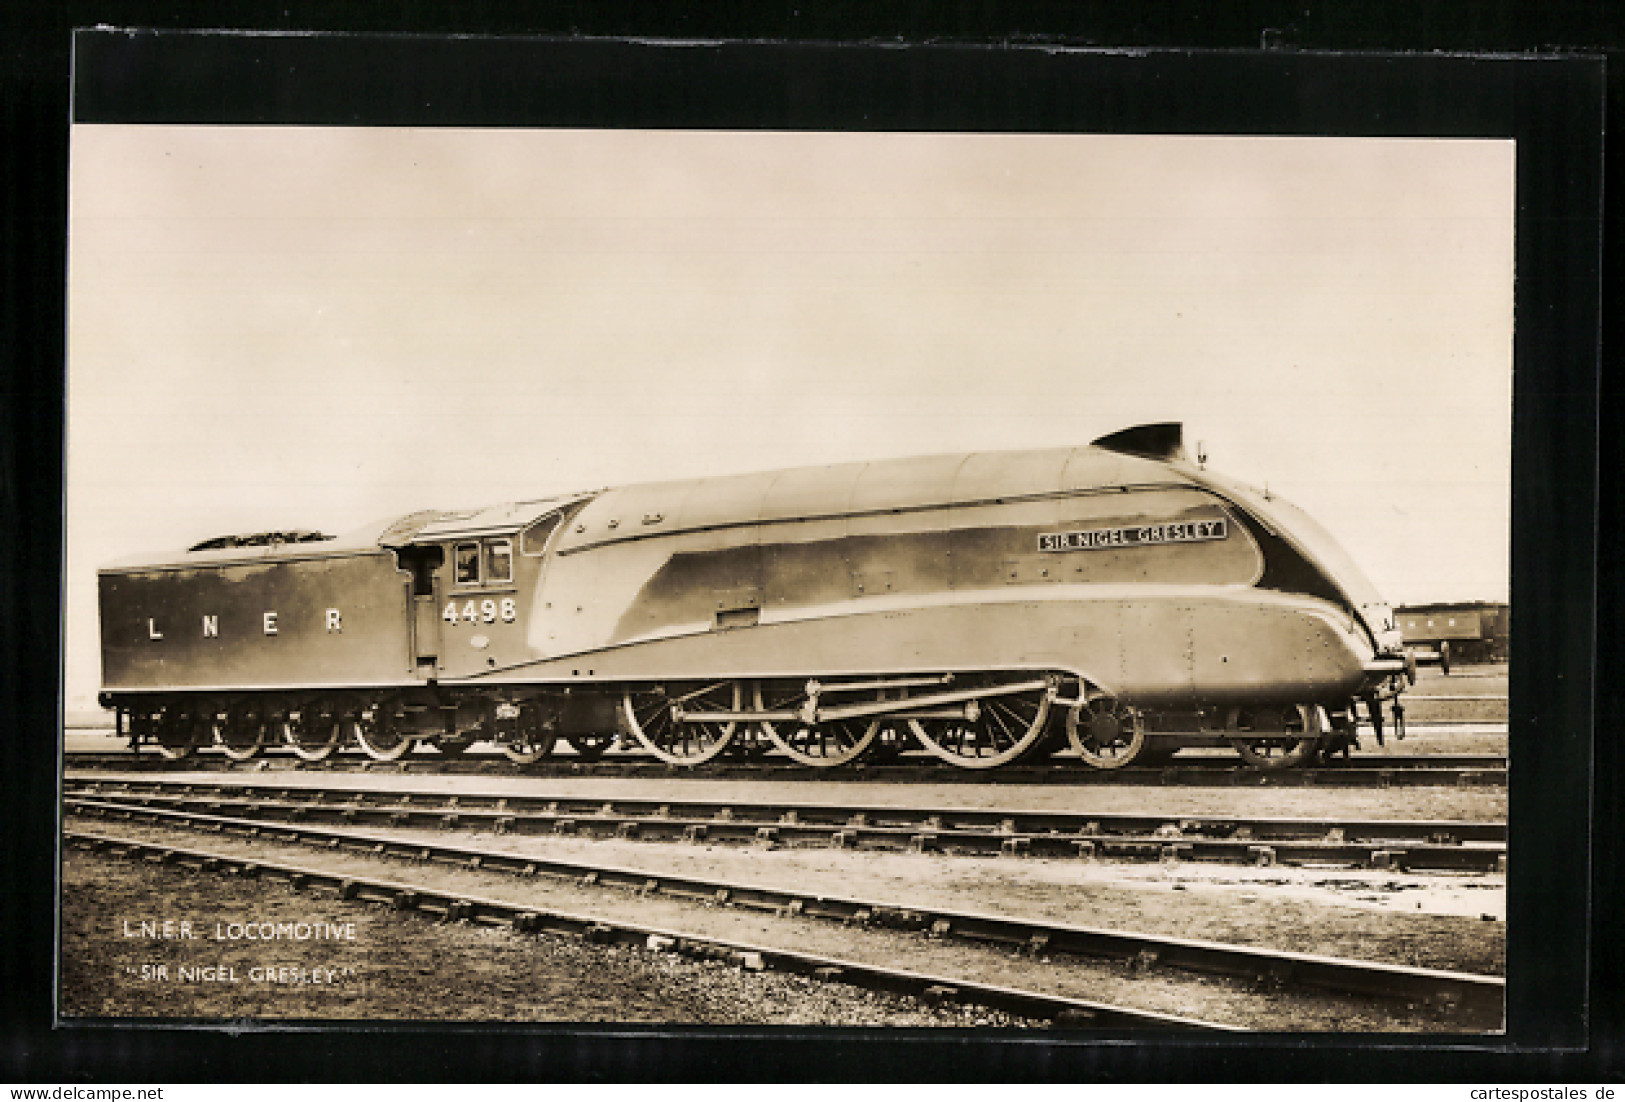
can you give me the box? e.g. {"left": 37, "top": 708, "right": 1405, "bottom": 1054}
{"left": 4, "top": 20, "right": 1613, "bottom": 1083}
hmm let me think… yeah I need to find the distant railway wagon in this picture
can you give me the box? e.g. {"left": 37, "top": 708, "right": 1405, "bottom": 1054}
{"left": 1396, "top": 602, "right": 1510, "bottom": 665}
{"left": 99, "top": 424, "right": 1412, "bottom": 772}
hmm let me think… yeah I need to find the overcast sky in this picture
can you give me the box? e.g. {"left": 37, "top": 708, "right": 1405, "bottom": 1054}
{"left": 65, "top": 126, "right": 1515, "bottom": 711}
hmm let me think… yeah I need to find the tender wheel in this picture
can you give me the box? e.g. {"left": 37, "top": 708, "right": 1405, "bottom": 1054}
{"left": 218, "top": 701, "right": 268, "bottom": 761}
{"left": 153, "top": 706, "right": 206, "bottom": 761}
{"left": 753, "top": 680, "right": 884, "bottom": 768}
{"left": 354, "top": 706, "right": 414, "bottom": 762}
{"left": 1066, "top": 694, "right": 1149, "bottom": 770}
{"left": 624, "top": 681, "right": 741, "bottom": 766}
{"left": 500, "top": 704, "right": 557, "bottom": 765}
{"left": 1226, "top": 705, "right": 1321, "bottom": 769}
{"left": 563, "top": 731, "right": 616, "bottom": 762}
{"left": 282, "top": 701, "right": 344, "bottom": 763}
{"left": 907, "top": 675, "right": 1052, "bottom": 770}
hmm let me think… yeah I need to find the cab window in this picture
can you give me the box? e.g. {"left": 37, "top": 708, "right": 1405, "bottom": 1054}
{"left": 454, "top": 542, "right": 480, "bottom": 585}
{"left": 484, "top": 539, "right": 513, "bottom": 585}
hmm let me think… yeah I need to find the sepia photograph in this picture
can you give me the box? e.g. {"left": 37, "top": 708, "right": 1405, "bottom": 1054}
{"left": 61, "top": 114, "right": 1517, "bottom": 1034}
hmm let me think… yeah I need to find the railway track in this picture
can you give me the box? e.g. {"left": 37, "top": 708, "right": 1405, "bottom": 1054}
{"left": 65, "top": 795, "right": 1504, "bottom": 1027}
{"left": 62, "top": 750, "right": 1508, "bottom": 787}
{"left": 64, "top": 827, "right": 1226, "bottom": 1032}
{"left": 64, "top": 777, "right": 1508, "bottom": 872}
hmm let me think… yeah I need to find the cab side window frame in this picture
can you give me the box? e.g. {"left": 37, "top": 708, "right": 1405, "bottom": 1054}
{"left": 453, "top": 541, "right": 481, "bottom": 586}
{"left": 484, "top": 538, "right": 513, "bottom": 585}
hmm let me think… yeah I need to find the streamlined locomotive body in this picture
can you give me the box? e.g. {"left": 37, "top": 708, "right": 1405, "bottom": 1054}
{"left": 98, "top": 424, "right": 1411, "bottom": 770}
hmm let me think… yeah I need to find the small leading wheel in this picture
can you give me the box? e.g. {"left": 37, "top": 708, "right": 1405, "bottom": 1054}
{"left": 563, "top": 731, "right": 616, "bottom": 762}
{"left": 1226, "top": 705, "right": 1321, "bottom": 769}
{"left": 218, "top": 701, "right": 268, "bottom": 761}
{"left": 500, "top": 704, "right": 557, "bottom": 765}
{"left": 282, "top": 701, "right": 344, "bottom": 763}
{"left": 908, "top": 675, "right": 1052, "bottom": 771}
{"left": 624, "top": 681, "right": 741, "bottom": 766}
{"left": 1066, "top": 694, "right": 1149, "bottom": 770}
{"left": 753, "top": 680, "right": 884, "bottom": 768}
{"left": 355, "top": 706, "right": 414, "bottom": 762}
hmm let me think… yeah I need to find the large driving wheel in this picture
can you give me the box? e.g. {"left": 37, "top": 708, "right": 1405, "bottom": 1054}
{"left": 753, "top": 680, "right": 884, "bottom": 768}
{"left": 1066, "top": 693, "right": 1149, "bottom": 770}
{"left": 500, "top": 703, "right": 557, "bottom": 765}
{"left": 624, "top": 681, "right": 741, "bottom": 766}
{"left": 354, "top": 706, "right": 414, "bottom": 762}
{"left": 1226, "top": 705, "right": 1321, "bottom": 769}
{"left": 218, "top": 700, "right": 268, "bottom": 761}
{"left": 907, "top": 675, "right": 1052, "bottom": 770}
{"left": 282, "top": 700, "right": 345, "bottom": 763}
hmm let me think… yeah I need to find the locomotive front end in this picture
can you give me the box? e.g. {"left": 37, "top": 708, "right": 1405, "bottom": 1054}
{"left": 1179, "top": 443, "right": 1413, "bottom": 752}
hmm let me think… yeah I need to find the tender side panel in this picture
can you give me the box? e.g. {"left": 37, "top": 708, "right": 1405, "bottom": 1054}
{"left": 99, "top": 552, "right": 411, "bottom": 693}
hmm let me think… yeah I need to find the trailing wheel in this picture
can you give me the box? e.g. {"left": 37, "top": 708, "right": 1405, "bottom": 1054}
{"left": 1226, "top": 704, "right": 1321, "bottom": 769}
{"left": 1066, "top": 693, "right": 1149, "bottom": 770}
{"left": 624, "top": 680, "right": 742, "bottom": 766}
{"left": 282, "top": 700, "right": 344, "bottom": 763}
{"left": 499, "top": 703, "right": 556, "bottom": 765}
{"left": 753, "top": 680, "right": 886, "bottom": 768}
{"left": 354, "top": 705, "right": 414, "bottom": 762}
{"left": 907, "top": 675, "right": 1052, "bottom": 770}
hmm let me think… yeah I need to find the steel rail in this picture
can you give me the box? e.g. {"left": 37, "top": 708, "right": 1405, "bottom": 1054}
{"left": 62, "top": 751, "right": 1509, "bottom": 787}
{"left": 64, "top": 777, "right": 1508, "bottom": 872}
{"left": 65, "top": 796, "right": 1505, "bottom": 1023}
{"left": 64, "top": 827, "right": 1231, "bottom": 1032}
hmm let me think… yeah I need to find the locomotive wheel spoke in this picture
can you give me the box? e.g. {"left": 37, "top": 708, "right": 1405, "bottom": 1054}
{"left": 908, "top": 675, "right": 1051, "bottom": 770}
{"left": 1066, "top": 692, "right": 1149, "bottom": 770}
{"left": 754, "top": 680, "right": 883, "bottom": 768}
{"left": 354, "top": 708, "right": 413, "bottom": 762}
{"left": 282, "top": 702, "right": 343, "bottom": 763}
{"left": 623, "top": 681, "right": 740, "bottom": 766}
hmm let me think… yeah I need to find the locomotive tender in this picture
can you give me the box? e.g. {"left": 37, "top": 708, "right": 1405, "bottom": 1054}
{"left": 98, "top": 423, "right": 1411, "bottom": 771}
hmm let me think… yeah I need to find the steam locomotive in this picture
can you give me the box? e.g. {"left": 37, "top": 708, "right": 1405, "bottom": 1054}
{"left": 97, "top": 423, "right": 1411, "bottom": 771}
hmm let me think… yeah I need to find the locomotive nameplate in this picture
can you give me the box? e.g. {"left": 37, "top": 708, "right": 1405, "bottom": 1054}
{"left": 1038, "top": 518, "right": 1227, "bottom": 553}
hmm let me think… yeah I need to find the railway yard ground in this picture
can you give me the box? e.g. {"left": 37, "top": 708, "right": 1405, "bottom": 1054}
{"left": 59, "top": 665, "right": 1509, "bottom": 1032}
